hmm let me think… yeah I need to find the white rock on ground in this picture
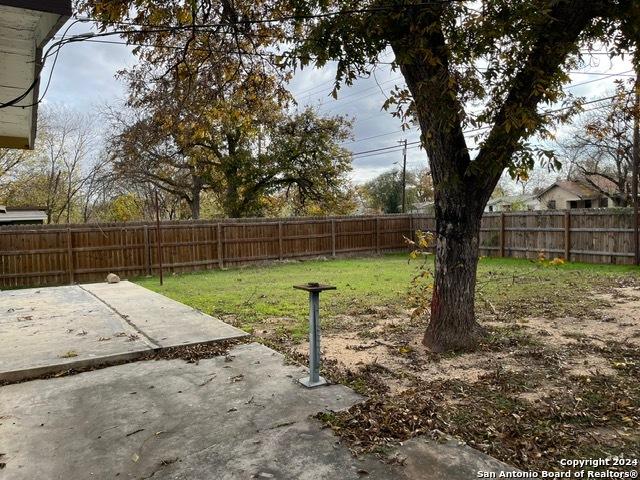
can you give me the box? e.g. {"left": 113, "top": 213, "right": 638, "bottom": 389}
{"left": 106, "top": 273, "right": 121, "bottom": 284}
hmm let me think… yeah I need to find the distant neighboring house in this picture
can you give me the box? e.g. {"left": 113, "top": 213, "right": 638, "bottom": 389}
{"left": 408, "top": 201, "right": 435, "bottom": 215}
{"left": 0, "top": 206, "right": 47, "bottom": 225}
{"left": 536, "top": 180, "right": 624, "bottom": 210}
{"left": 485, "top": 195, "right": 541, "bottom": 213}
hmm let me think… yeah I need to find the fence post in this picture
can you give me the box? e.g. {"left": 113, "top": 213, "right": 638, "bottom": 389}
{"left": 121, "top": 227, "right": 127, "bottom": 274}
{"left": 564, "top": 211, "right": 571, "bottom": 261}
{"left": 278, "top": 221, "right": 283, "bottom": 261}
{"left": 500, "top": 213, "right": 506, "bottom": 258}
{"left": 409, "top": 214, "right": 414, "bottom": 243}
{"left": 376, "top": 217, "right": 380, "bottom": 254}
{"left": 155, "top": 217, "right": 164, "bottom": 286}
{"left": 191, "top": 225, "right": 197, "bottom": 267}
{"left": 331, "top": 219, "right": 336, "bottom": 258}
{"left": 143, "top": 225, "right": 151, "bottom": 276}
{"left": 217, "top": 223, "right": 224, "bottom": 269}
{"left": 66, "top": 228, "right": 74, "bottom": 285}
{"left": 209, "top": 224, "right": 216, "bottom": 267}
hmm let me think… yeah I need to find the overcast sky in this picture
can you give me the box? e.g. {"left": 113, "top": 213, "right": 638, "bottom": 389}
{"left": 42, "top": 20, "right": 635, "bottom": 186}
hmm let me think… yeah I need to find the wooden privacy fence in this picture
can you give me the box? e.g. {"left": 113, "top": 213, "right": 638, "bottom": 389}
{"left": 0, "top": 210, "right": 638, "bottom": 289}
{"left": 0, "top": 215, "right": 414, "bottom": 288}
{"left": 413, "top": 208, "right": 638, "bottom": 265}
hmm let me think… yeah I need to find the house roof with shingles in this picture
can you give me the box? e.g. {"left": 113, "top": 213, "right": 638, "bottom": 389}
{"left": 536, "top": 180, "right": 603, "bottom": 200}
{"left": 487, "top": 194, "right": 538, "bottom": 206}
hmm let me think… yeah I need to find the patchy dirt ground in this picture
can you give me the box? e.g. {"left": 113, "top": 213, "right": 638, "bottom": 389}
{"left": 255, "top": 282, "right": 640, "bottom": 471}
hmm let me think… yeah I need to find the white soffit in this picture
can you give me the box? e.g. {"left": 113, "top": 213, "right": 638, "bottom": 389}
{"left": 0, "top": 1, "right": 71, "bottom": 149}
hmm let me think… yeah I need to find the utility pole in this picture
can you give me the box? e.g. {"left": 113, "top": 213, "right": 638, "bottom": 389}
{"left": 398, "top": 139, "right": 408, "bottom": 213}
{"left": 633, "top": 58, "right": 639, "bottom": 266}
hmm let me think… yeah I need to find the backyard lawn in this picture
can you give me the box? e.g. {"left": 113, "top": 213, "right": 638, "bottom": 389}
{"left": 135, "top": 254, "right": 640, "bottom": 471}
{"left": 136, "top": 254, "right": 639, "bottom": 338}
{"left": 138, "top": 254, "right": 418, "bottom": 338}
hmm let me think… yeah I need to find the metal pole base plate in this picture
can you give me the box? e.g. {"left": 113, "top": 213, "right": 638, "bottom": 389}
{"left": 298, "top": 376, "right": 328, "bottom": 388}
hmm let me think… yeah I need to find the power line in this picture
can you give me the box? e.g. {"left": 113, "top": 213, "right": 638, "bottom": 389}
{"left": 49, "top": 34, "right": 287, "bottom": 60}
{"left": 565, "top": 71, "right": 634, "bottom": 89}
{"left": 0, "top": 19, "right": 85, "bottom": 108}
{"left": 568, "top": 70, "right": 635, "bottom": 78}
{"left": 342, "top": 71, "right": 632, "bottom": 144}
{"left": 318, "top": 76, "right": 403, "bottom": 112}
{"left": 292, "top": 51, "right": 396, "bottom": 98}
{"left": 294, "top": 77, "right": 341, "bottom": 97}
{"left": 342, "top": 129, "right": 413, "bottom": 146}
{"left": 345, "top": 92, "right": 632, "bottom": 160}
{"left": 543, "top": 93, "right": 627, "bottom": 114}
{"left": 351, "top": 141, "right": 422, "bottom": 157}
{"left": 351, "top": 144, "right": 422, "bottom": 161}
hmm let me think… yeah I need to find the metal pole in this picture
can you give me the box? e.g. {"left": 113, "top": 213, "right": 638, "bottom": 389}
{"left": 293, "top": 282, "right": 335, "bottom": 388}
{"left": 308, "top": 291, "right": 321, "bottom": 384}
{"left": 155, "top": 190, "right": 164, "bottom": 285}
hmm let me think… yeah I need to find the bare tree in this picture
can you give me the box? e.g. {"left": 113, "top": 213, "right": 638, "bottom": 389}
{"left": 0, "top": 107, "right": 102, "bottom": 223}
{"left": 78, "top": 154, "right": 118, "bottom": 223}
{"left": 0, "top": 149, "right": 28, "bottom": 180}
{"left": 559, "top": 83, "right": 635, "bottom": 206}
{"left": 515, "top": 166, "right": 556, "bottom": 195}
{"left": 38, "top": 108, "right": 100, "bottom": 223}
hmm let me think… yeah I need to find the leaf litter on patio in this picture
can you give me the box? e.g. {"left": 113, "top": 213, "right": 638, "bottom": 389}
{"left": 0, "top": 339, "right": 249, "bottom": 387}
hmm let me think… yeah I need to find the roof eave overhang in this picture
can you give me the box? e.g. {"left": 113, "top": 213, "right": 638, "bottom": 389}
{"left": 0, "top": 1, "right": 72, "bottom": 149}
{"left": 0, "top": 1, "right": 71, "bottom": 18}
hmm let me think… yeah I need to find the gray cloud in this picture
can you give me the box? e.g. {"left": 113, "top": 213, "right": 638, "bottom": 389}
{"left": 42, "top": 21, "right": 133, "bottom": 111}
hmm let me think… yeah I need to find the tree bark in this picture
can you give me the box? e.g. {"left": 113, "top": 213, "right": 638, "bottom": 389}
{"left": 425, "top": 202, "right": 484, "bottom": 352}
{"left": 189, "top": 192, "right": 201, "bottom": 219}
{"left": 189, "top": 176, "right": 203, "bottom": 219}
{"left": 223, "top": 175, "right": 243, "bottom": 218}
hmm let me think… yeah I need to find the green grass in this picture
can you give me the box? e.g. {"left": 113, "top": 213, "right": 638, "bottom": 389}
{"left": 136, "top": 254, "right": 414, "bottom": 335}
{"left": 134, "top": 254, "right": 639, "bottom": 336}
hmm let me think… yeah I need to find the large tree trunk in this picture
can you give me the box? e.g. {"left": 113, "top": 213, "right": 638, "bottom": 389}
{"left": 189, "top": 185, "right": 202, "bottom": 219}
{"left": 187, "top": 170, "right": 204, "bottom": 219}
{"left": 189, "top": 193, "right": 201, "bottom": 219}
{"left": 388, "top": 0, "right": 607, "bottom": 352}
{"left": 223, "top": 181, "right": 243, "bottom": 218}
{"left": 393, "top": 30, "right": 487, "bottom": 352}
{"left": 425, "top": 200, "right": 484, "bottom": 352}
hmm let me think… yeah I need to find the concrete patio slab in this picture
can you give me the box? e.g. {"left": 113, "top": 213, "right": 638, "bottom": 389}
{"left": 80, "top": 281, "right": 245, "bottom": 348}
{"left": 0, "top": 341, "right": 518, "bottom": 479}
{"left": 0, "top": 281, "right": 247, "bottom": 382}
{"left": 0, "top": 343, "right": 399, "bottom": 480}
{"left": 393, "top": 436, "right": 519, "bottom": 479}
